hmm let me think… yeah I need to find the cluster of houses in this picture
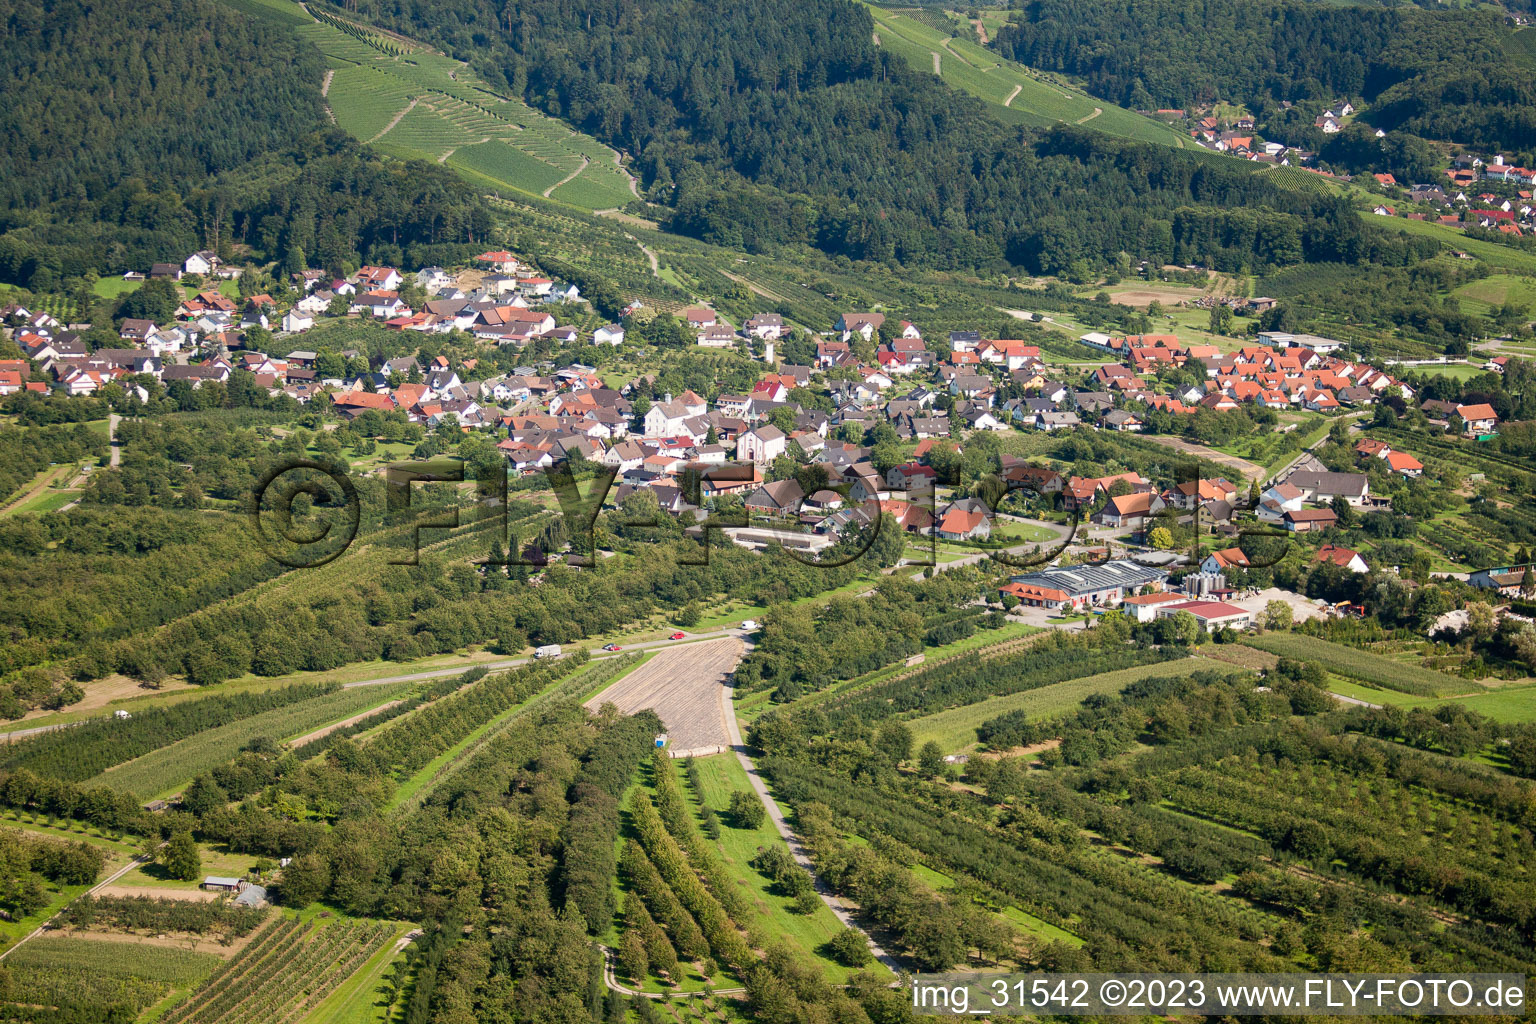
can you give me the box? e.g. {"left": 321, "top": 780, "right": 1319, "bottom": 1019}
{"left": 1367, "top": 156, "right": 1536, "bottom": 236}
{"left": 283, "top": 253, "right": 584, "bottom": 341}
{"left": 1074, "top": 330, "right": 1417, "bottom": 417}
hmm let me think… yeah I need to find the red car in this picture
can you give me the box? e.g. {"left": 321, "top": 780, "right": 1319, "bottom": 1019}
{"left": 602, "top": 644, "right": 622, "bottom": 652}
{"left": 669, "top": 632, "right": 686, "bottom": 640}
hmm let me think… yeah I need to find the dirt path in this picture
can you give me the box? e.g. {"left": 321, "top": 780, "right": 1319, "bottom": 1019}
{"left": 1076, "top": 107, "right": 1102, "bottom": 124}
{"left": 289, "top": 700, "right": 403, "bottom": 747}
{"left": 614, "top": 149, "right": 640, "bottom": 199}
{"left": 872, "top": 31, "right": 880, "bottom": 46}
{"left": 625, "top": 233, "right": 660, "bottom": 277}
{"left": 1004, "top": 83, "right": 1021, "bottom": 107}
{"left": 931, "top": 50, "right": 941, "bottom": 74}
{"left": 367, "top": 97, "right": 418, "bottom": 144}
{"left": 321, "top": 69, "right": 334, "bottom": 96}
{"left": 1137, "top": 434, "right": 1265, "bottom": 483}
{"left": 720, "top": 269, "right": 791, "bottom": 305}
{"left": 724, "top": 680, "right": 905, "bottom": 975}
{"left": 0, "top": 851, "right": 157, "bottom": 962}
{"left": 584, "top": 637, "right": 744, "bottom": 755}
{"left": 108, "top": 413, "right": 121, "bottom": 468}
{"left": 543, "top": 155, "right": 590, "bottom": 198}
{"left": 972, "top": 17, "right": 989, "bottom": 43}
{"left": 0, "top": 464, "right": 72, "bottom": 515}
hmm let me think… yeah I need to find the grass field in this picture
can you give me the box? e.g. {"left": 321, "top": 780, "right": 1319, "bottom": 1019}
{"left": 1453, "top": 273, "right": 1536, "bottom": 317}
{"left": 1245, "top": 633, "right": 1474, "bottom": 698}
{"left": 93, "top": 685, "right": 415, "bottom": 800}
{"left": 864, "top": 4, "right": 1197, "bottom": 150}
{"left": 907, "top": 656, "right": 1215, "bottom": 753}
{"left": 680, "top": 754, "right": 880, "bottom": 982}
{"left": 1407, "top": 682, "right": 1536, "bottom": 724}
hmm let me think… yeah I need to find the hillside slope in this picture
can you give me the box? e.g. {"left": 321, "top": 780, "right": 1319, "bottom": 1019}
{"left": 864, "top": 4, "right": 1193, "bottom": 150}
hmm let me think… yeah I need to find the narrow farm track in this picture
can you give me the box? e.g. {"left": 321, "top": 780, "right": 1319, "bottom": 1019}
{"left": 931, "top": 50, "right": 941, "bottom": 74}
{"left": 0, "top": 848, "right": 158, "bottom": 962}
{"left": 598, "top": 944, "right": 745, "bottom": 999}
{"left": 625, "top": 233, "right": 660, "bottom": 276}
{"left": 543, "top": 154, "right": 590, "bottom": 197}
{"left": 320, "top": 68, "right": 333, "bottom": 96}
{"left": 1077, "top": 107, "right": 1102, "bottom": 124}
{"left": 724, "top": 682, "right": 906, "bottom": 976}
{"left": 288, "top": 699, "right": 404, "bottom": 747}
{"left": 367, "top": 96, "right": 418, "bottom": 143}
{"left": 1004, "top": 83, "right": 1021, "bottom": 107}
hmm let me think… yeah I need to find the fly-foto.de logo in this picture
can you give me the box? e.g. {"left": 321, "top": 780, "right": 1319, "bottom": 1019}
{"left": 249, "top": 457, "right": 1294, "bottom": 571}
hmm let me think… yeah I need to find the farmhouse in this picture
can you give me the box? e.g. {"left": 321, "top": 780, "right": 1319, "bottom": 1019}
{"left": 1120, "top": 591, "right": 1192, "bottom": 623}
{"left": 1314, "top": 544, "right": 1368, "bottom": 573}
{"left": 1155, "top": 600, "right": 1253, "bottom": 630}
{"left": 1006, "top": 559, "right": 1169, "bottom": 611}
{"left": 1282, "top": 470, "right": 1369, "bottom": 506}
{"left": 1468, "top": 563, "right": 1535, "bottom": 595}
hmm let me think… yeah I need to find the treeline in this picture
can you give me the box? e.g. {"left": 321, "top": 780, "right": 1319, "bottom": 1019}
{"left": 0, "top": 683, "right": 340, "bottom": 783}
{"left": 975, "top": 666, "right": 1302, "bottom": 755}
{"left": 0, "top": 827, "right": 104, "bottom": 920}
{"left": 759, "top": 631, "right": 1179, "bottom": 738}
{"left": 58, "top": 894, "right": 264, "bottom": 937}
{"left": 733, "top": 570, "right": 998, "bottom": 701}
{"left": 994, "top": 0, "right": 1536, "bottom": 155}
{"left": 797, "top": 802, "right": 1015, "bottom": 970}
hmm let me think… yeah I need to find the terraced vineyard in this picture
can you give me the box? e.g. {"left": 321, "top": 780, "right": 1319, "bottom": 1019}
{"left": 865, "top": 4, "right": 1195, "bottom": 149}
{"left": 243, "top": 0, "right": 637, "bottom": 209}
{"left": 165, "top": 914, "right": 398, "bottom": 1024}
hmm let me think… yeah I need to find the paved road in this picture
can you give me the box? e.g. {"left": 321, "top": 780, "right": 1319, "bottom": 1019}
{"left": 722, "top": 659, "right": 905, "bottom": 977}
{"left": 1328, "top": 691, "right": 1382, "bottom": 710}
{"left": 108, "top": 413, "right": 121, "bottom": 467}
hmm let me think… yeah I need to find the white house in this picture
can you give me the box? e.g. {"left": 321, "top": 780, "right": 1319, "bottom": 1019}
{"left": 592, "top": 323, "right": 625, "bottom": 346}
{"left": 737, "top": 425, "right": 787, "bottom": 465}
{"left": 282, "top": 310, "right": 315, "bottom": 334}
{"left": 183, "top": 251, "right": 219, "bottom": 276}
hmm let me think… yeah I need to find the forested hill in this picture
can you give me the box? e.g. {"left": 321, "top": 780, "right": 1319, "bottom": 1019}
{"left": 335, "top": 0, "right": 1423, "bottom": 275}
{"left": 0, "top": 0, "right": 491, "bottom": 290}
{"left": 992, "top": 0, "right": 1536, "bottom": 156}
{"left": 0, "top": 0, "right": 325, "bottom": 209}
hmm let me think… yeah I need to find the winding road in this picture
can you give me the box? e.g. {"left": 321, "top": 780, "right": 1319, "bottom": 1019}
{"left": 368, "top": 97, "right": 418, "bottom": 144}
{"left": 1003, "top": 84, "right": 1021, "bottom": 108}
{"left": 543, "top": 154, "right": 590, "bottom": 198}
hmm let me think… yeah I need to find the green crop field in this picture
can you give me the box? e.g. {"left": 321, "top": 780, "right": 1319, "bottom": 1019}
{"left": 1408, "top": 682, "right": 1536, "bottom": 724}
{"left": 865, "top": 4, "right": 1196, "bottom": 149}
{"left": 1245, "top": 633, "right": 1475, "bottom": 697}
{"left": 93, "top": 684, "right": 414, "bottom": 799}
{"left": 907, "top": 656, "right": 1217, "bottom": 753}
{"left": 2, "top": 937, "right": 220, "bottom": 1016}
{"left": 1453, "top": 273, "right": 1536, "bottom": 317}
